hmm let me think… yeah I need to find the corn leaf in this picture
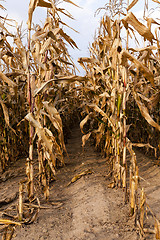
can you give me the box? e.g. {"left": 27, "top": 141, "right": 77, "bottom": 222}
{"left": 152, "top": 0, "right": 160, "bottom": 3}
{"left": 127, "top": 0, "right": 139, "bottom": 11}
{"left": 37, "top": 0, "right": 52, "bottom": 8}
{"left": 80, "top": 114, "right": 90, "bottom": 134}
{"left": 82, "top": 132, "right": 91, "bottom": 147}
{"left": 0, "top": 71, "right": 17, "bottom": 87}
{"left": 121, "top": 50, "right": 154, "bottom": 86}
{"left": 0, "top": 219, "right": 21, "bottom": 225}
{"left": 133, "top": 92, "right": 160, "bottom": 131}
{"left": 25, "top": 113, "right": 57, "bottom": 169}
{"left": 122, "top": 12, "right": 154, "bottom": 42}
{"left": 63, "top": 0, "right": 80, "bottom": 8}
{"left": 67, "top": 169, "right": 93, "bottom": 186}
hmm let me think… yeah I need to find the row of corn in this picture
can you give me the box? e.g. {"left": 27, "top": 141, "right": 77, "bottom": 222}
{"left": 78, "top": 0, "right": 160, "bottom": 238}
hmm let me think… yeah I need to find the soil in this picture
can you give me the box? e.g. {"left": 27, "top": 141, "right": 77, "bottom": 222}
{"left": 0, "top": 126, "right": 159, "bottom": 240}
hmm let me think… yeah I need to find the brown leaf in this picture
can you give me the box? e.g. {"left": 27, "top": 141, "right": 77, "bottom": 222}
{"left": 27, "top": 0, "right": 52, "bottom": 30}
{"left": 0, "top": 99, "right": 16, "bottom": 135}
{"left": 120, "top": 50, "right": 154, "bottom": 86}
{"left": 27, "top": 0, "right": 38, "bottom": 30}
{"left": 34, "top": 75, "right": 87, "bottom": 97}
{"left": 0, "top": 4, "right": 6, "bottom": 11}
{"left": 152, "top": 0, "right": 160, "bottom": 3}
{"left": 122, "top": 12, "right": 154, "bottom": 42}
{"left": 43, "top": 101, "right": 67, "bottom": 158}
{"left": 63, "top": 0, "right": 80, "bottom": 8}
{"left": 58, "top": 28, "right": 78, "bottom": 49}
{"left": 127, "top": 0, "right": 139, "bottom": 11}
{"left": 40, "top": 37, "right": 53, "bottom": 54}
{"left": 133, "top": 92, "right": 160, "bottom": 131}
{"left": 37, "top": 0, "right": 52, "bottom": 8}
{"left": 82, "top": 132, "right": 91, "bottom": 147}
{"left": 25, "top": 113, "right": 57, "bottom": 170}
{"left": 80, "top": 114, "right": 91, "bottom": 134}
{"left": 0, "top": 219, "right": 21, "bottom": 225}
{"left": 132, "top": 143, "right": 157, "bottom": 157}
{"left": 89, "top": 104, "right": 116, "bottom": 132}
{"left": 67, "top": 169, "right": 93, "bottom": 186}
{"left": 0, "top": 71, "right": 17, "bottom": 87}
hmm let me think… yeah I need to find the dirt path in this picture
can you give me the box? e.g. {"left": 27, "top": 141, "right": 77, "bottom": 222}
{"left": 1, "top": 126, "right": 159, "bottom": 240}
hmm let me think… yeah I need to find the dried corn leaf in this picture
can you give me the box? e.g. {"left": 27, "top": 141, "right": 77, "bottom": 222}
{"left": 82, "top": 132, "right": 91, "bottom": 147}
{"left": 40, "top": 37, "right": 53, "bottom": 54}
{"left": 56, "top": 8, "right": 74, "bottom": 20}
{"left": 34, "top": 76, "right": 86, "bottom": 96}
{"left": 132, "top": 143, "right": 157, "bottom": 156}
{"left": 48, "top": 30, "right": 57, "bottom": 41}
{"left": 0, "top": 99, "right": 16, "bottom": 134}
{"left": 43, "top": 101, "right": 67, "bottom": 157}
{"left": 145, "top": 17, "right": 160, "bottom": 30}
{"left": 127, "top": 0, "right": 139, "bottom": 11}
{"left": 99, "top": 92, "right": 110, "bottom": 98}
{"left": 101, "top": 15, "right": 112, "bottom": 38}
{"left": 25, "top": 113, "right": 56, "bottom": 168}
{"left": 24, "top": 208, "right": 39, "bottom": 225}
{"left": 59, "top": 19, "right": 79, "bottom": 33}
{"left": 27, "top": 0, "right": 52, "bottom": 30}
{"left": 80, "top": 114, "right": 90, "bottom": 134}
{"left": 78, "top": 57, "right": 98, "bottom": 64}
{"left": 0, "top": 71, "right": 17, "bottom": 87}
{"left": 155, "top": 220, "right": 160, "bottom": 239}
{"left": 0, "top": 219, "right": 21, "bottom": 226}
{"left": 133, "top": 92, "right": 160, "bottom": 131}
{"left": 122, "top": 12, "right": 154, "bottom": 42}
{"left": 56, "top": 75, "right": 87, "bottom": 83}
{"left": 110, "top": 38, "right": 122, "bottom": 69}
{"left": 149, "top": 91, "right": 160, "bottom": 108}
{"left": 152, "top": 0, "right": 160, "bottom": 4}
{"left": 89, "top": 104, "right": 116, "bottom": 132}
{"left": 58, "top": 29, "right": 78, "bottom": 49}
{"left": 67, "top": 169, "right": 93, "bottom": 186}
{"left": 140, "top": 188, "right": 145, "bottom": 228}
{"left": 0, "top": 4, "right": 6, "bottom": 11}
{"left": 27, "top": 0, "right": 38, "bottom": 30}
{"left": 121, "top": 50, "right": 154, "bottom": 86}
{"left": 32, "top": 30, "right": 47, "bottom": 41}
{"left": 37, "top": 0, "right": 52, "bottom": 8}
{"left": 129, "top": 46, "right": 157, "bottom": 52}
{"left": 63, "top": 0, "right": 80, "bottom": 8}
{"left": 58, "top": 57, "right": 74, "bottom": 66}
{"left": 0, "top": 22, "right": 11, "bottom": 35}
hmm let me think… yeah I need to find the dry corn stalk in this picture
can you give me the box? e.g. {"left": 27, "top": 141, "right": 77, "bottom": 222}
{"left": 18, "top": 182, "right": 23, "bottom": 221}
{"left": 140, "top": 188, "right": 145, "bottom": 229}
{"left": 155, "top": 220, "right": 160, "bottom": 239}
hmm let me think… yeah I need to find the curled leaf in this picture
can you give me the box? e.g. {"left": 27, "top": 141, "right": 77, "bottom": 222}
{"left": 122, "top": 12, "right": 154, "bottom": 42}
{"left": 67, "top": 169, "right": 93, "bottom": 186}
{"left": 133, "top": 92, "right": 160, "bottom": 131}
{"left": 82, "top": 132, "right": 91, "bottom": 147}
{"left": 80, "top": 114, "right": 90, "bottom": 134}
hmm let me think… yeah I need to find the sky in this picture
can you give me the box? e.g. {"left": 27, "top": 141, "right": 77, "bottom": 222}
{"left": 0, "top": 0, "right": 159, "bottom": 75}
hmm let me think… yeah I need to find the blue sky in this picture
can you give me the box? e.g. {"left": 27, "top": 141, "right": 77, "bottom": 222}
{"left": 1, "top": 0, "right": 159, "bottom": 74}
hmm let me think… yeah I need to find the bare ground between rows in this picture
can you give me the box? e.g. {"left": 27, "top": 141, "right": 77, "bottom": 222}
{"left": 0, "top": 126, "right": 159, "bottom": 240}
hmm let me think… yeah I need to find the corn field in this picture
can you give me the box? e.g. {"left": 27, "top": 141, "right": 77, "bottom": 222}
{"left": 0, "top": 0, "right": 160, "bottom": 239}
